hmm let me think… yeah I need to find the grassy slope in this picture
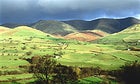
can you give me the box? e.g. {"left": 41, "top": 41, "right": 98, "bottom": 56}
{"left": 0, "top": 26, "right": 11, "bottom": 33}
{"left": 64, "top": 30, "right": 108, "bottom": 41}
{"left": 0, "top": 25, "right": 140, "bottom": 83}
{"left": 31, "top": 20, "right": 77, "bottom": 36}
{"left": 57, "top": 43, "right": 140, "bottom": 70}
{"left": 94, "top": 24, "right": 140, "bottom": 44}
{"left": 0, "top": 26, "right": 51, "bottom": 37}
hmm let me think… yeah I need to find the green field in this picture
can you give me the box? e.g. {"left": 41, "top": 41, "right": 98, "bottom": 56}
{"left": 0, "top": 26, "right": 140, "bottom": 83}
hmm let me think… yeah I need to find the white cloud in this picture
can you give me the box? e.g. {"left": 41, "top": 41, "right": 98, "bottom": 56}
{"left": 135, "top": 14, "right": 140, "bottom": 19}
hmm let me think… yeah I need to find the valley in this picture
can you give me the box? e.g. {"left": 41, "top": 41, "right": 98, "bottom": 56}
{"left": 0, "top": 23, "right": 140, "bottom": 83}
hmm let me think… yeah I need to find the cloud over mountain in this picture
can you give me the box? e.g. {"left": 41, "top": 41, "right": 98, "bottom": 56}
{"left": 0, "top": 0, "right": 140, "bottom": 24}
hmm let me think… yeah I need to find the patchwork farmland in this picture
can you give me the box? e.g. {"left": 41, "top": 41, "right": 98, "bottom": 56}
{"left": 0, "top": 25, "right": 140, "bottom": 83}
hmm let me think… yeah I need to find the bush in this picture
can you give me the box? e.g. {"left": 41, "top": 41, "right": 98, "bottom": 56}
{"left": 32, "top": 55, "right": 78, "bottom": 84}
{"left": 30, "top": 45, "right": 37, "bottom": 49}
{"left": 53, "top": 64, "right": 78, "bottom": 84}
{"left": 26, "top": 51, "right": 32, "bottom": 56}
{"left": 21, "top": 46, "right": 26, "bottom": 50}
{"left": 31, "top": 56, "right": 40, "bottom": 64}
{"left": 110, "top": 61, "right": 140, "bottom": 84}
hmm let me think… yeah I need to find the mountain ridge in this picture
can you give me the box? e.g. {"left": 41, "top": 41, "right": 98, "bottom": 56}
{"left": 0, "top": 17, "right": 139, "bottom": 38}
{"left": 63, "top": 17, "right": 140, "bottom": 33}
{"left": 30, "top": 20, "right": 77, "bottom": 36}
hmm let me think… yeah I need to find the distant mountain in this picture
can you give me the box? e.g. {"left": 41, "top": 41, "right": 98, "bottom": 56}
{"left": 1, "top": 17, "right": 139, "bottom": 35}
{"left": 94, "top": 24, "right": 140, "bottom": 44}
{"left": 0, "top": 21, "right": 78, "bottom": 36}
{"left": 1, "top": 23, "right": 26, "bottom": 28}
{"left": 30, "top": 20, "right": 77, "bottom": 36}
{"left": 63, "top": 17, "right": 140, "bottom": 33}
{"left": 63, "top": 20, "right": 91, "bottom": 30}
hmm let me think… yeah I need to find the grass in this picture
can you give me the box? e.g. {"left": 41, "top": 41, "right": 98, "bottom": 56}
{"left": 0, "top": 26, "right": 139, "bottom": 83}
{"left": 0, "top": 73, "right": 35, "bottom": 84}
{"left": 78, "top": 76, "right": 103, "bottom": 84}
{"left": 78, "top": 76, "right": 117, "bottom": 84}
{"left": 0, "top": 73, "right": 33, "bottom": 81}
{"left": 95, "top": 24, "right": 140, "bottom": 45}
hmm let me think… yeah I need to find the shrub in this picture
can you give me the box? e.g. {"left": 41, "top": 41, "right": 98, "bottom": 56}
{"left": 110, "top": 61, "right": 140, "bottom": 84}
{"left": 26, "top": 51, "right": 32, "bottom": 56}
{"left": 31, "top": 56, "right": 40, "bottom": 64}
{"left": 21, "top": 46, "right": 26, "bottom": 50}
{"left": 32, "top": 55, "right": 78, "bottom": 84}
{"left": 53, "top": 64, "right": 78, "bottom": 84}
{"left": 30, "top": 45, "right": 37, "bottom": 49}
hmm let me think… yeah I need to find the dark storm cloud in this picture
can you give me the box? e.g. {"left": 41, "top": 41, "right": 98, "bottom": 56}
{"left": 0, "top": 0, "right": 140, "bottom": 24}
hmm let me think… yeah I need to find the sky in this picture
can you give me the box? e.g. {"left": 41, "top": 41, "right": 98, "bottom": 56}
{"left": 0, "top": 0, "right": 140, "bottom": 24}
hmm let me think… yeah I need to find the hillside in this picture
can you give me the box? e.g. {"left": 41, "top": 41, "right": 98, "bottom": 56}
{"left": 0, "top": 25, "right": 140, "bottom": 84}
{"left": 120, "top": 24, "right": 140, "bottom": 33}
{"left": 94, "top": 24, "right": 140, "bottom": 45}
{"left": 0, "top": 26, "right": 11, "bottom": 33}
{"left": 1, "top": 17, "right": 139, "bottom": 35}
{"left": 63, "top": 20, "right": 91, "bottom": 30}
{"left": 64, "top": 30, "right": 108, "bottom": 41}
{"left": 31, "top": 20, "right": 77, "bottom": 36}
{"left": 63, "top": 17, "right": 140, "bottom": 33}
{"left": 0, "top": 26, "right": 50, "bottom": 37}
